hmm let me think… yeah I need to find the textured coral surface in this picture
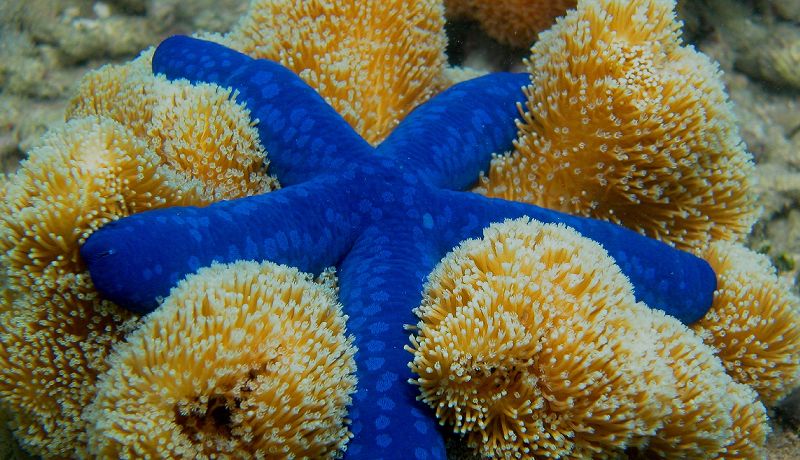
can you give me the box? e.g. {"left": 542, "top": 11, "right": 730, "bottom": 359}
{"left": 410, "top": 218, "right": 768, "bottom": 458}
{"left": 478, "top": 0, "right": 758, "bottom": 251}
{"left": 87, "top": 261, "right": 356, "bottom": 458}
{"left": 226, "top": 0, "right": 448, "bottom": 145}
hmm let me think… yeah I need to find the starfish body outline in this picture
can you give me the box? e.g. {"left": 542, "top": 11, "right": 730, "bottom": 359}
{"left": 81, "top": 36, "right": 716, "bottom": 459}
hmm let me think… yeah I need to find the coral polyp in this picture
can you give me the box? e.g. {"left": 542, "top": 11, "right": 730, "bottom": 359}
{"left": 85, "top": 261, "right": 357, "bottom": 459}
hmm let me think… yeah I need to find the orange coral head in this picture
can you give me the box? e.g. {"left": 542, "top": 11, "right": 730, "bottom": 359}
{"left": 0, "top": 115, "right": 175, "bottom": 457}
{"left": 68, "top": 51, "right": 277, "bottom": 205}
{"left": 692, "top": 241, "right": 800, "bottom": 406}
{"left": 0, "top": 291, "right": 136, "bottom": 459}
{"left": 478, "top": 0, "right": 758, "bottom": 251}
{"left": 642, "top": 309, "right": 768, "bottom": 459}
{"left": 409, "top": 217, "right": 771, "bottom": 458}
{"left": 409, "top": 218, "right": 675, "bottom": 458}
{"left": 0, "top": 46, "right": 282, "bottom": 457}
{"left": 445, "top": 0, "right": 577, "bottom": 47}
{"left": 85, "top": 261, "right": 357, "bottom": 459}
{"left": 227, "top": 0, "right": 447, "bottom": 145}
{"left": 0, "top": 116, "right": 186, "bottom": 299}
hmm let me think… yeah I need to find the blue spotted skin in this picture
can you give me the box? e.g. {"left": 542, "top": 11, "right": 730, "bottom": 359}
{"left": 81, "top": 36, "right": 717, "bottom": 459}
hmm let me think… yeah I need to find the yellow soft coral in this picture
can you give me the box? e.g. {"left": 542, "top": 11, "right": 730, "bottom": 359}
{"left": 692, "top": 241, "right": 800, "bottom": 406}
{"left": 478, "top": 0, "right": 758, "bottom": 251}
{"left": 86, "top": 261, "right": 356, "bottom": 459}
{"left": 66, "top": 49, "right": 158, "bottom": 139}
{"left": 642, "top": 309, "right": 767, "bottom": 459}
{"left": 0, "top": 116, "right": 187, "bottom": 299}
{"left": 409, "top": 218, "right": 675, "bottom": 458}
{"left": 0, "top": 45, "right": 285, "bottom": 452}
{"left": 716, "top": 383, "right": 770, "bottom": 460}
{"left": 1, "top": 59, "right": 278, "bottom": 454}
{"left": 0, "top": 116, "right": 184, "bottom": 456}
{"left": 409, "top": 218, "right": 769, "bottom": 459}
{"left": 68, "top": 51, "right": 277, "bottom": 204}
{"left": 0, "top": 292, "right": 137, "bottom": 459}
{"left": 226, "top": 0, "right": 447, "bottom": 145}
{"left": 445, "top": 0, "right": 576, "bottom": 47}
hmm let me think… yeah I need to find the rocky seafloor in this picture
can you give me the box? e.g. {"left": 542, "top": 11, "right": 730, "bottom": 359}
{"left": 0, "top": 0, "right": 799, "bottom": 458}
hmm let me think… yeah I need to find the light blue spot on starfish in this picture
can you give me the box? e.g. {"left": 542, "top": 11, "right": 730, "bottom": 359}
{"left": 81, "top": 36, "right": 717, "bottom": 458}
{"left": 376, "top": 416, "right": 391, "bottom": 430}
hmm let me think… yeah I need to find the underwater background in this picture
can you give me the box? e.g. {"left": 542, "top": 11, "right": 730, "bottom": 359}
{"left": 1, "top": 0, "right": 799, "bottom": 458}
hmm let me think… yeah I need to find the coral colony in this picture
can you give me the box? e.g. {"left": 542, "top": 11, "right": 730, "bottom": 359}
{"left": 0, "top": 0, "right": 798, "bottom": 459}
{"left": 81, "top": 35, "right": 712, "bottom": 458}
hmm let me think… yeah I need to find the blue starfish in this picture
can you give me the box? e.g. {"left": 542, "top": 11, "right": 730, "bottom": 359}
{"left": 81, "top": 36, "right": 717, "bottom": 459}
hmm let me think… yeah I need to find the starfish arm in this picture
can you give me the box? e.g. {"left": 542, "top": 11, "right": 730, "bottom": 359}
{"left": 337, "top": 225, "right": 446, "bottom": 460}
{"left": 152, "top": 35, "right": 375, "bottom": 186}
{"left": 81, "top": 177, "right": 357, "bottom": 313}
{"left": 429, "top": 190, "right": 716, "bottom": 323}
{"left": 377, "top": 72, "right": 530, "bottom": 191}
